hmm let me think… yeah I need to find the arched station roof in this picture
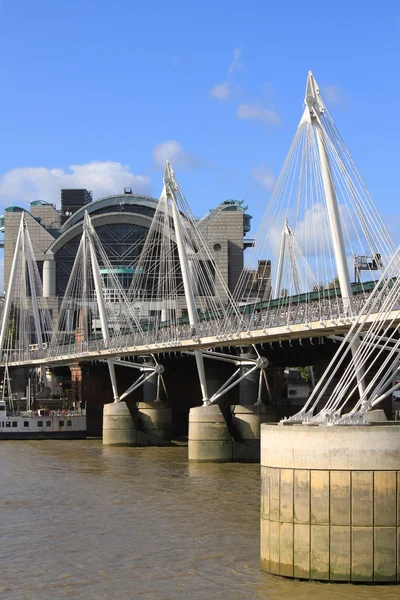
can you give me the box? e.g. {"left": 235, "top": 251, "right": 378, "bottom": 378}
{"left": 60, "top": 193, "right": 159, "bottom": 232}
{"left": 46, "top": 212, "right": 156, "bottom": 256}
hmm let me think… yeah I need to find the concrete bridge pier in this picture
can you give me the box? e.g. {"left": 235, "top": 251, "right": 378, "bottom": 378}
{"left": 137, "top": 402, "right": 172, "bottom": 445}
{"left": 188, "top": 347, "right": 238, "bottom": 462}
{"left": 261, "top": 423, "right": 400, "bottom": 582}
{"left": 231, "top": 346, "right": 276, "bottom": 462}
{"left": 188, "top": 405, "right": 232, "bottom": 462}
{"left": 102, "top": 401, "right": 137, "bottom": 447}
{"left": 188, "top": 347, "right": 277, "bottom": 463}
{"left": 137, "top": 357, "right": 172, "bottom": 446}
{"left": 231, "top": 404, "right": 275, "bottom": 462}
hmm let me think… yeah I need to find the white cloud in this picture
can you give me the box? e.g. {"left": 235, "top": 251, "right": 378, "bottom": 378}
{"left": 210, "top": 81, "right": 231, "bottom": 101}
{"left": 322, "top": 85, "right": 349, "bottom": 109}
{"left": 152, "top": 140, "right": 201, "bottom": 170}
{"left": 209, "top": 48, "right": 244, "bottom": 102}
{"left": 227, "top": 48, "right": 244, "bottom": 75}
{"left": 284, "top": 202, "right": 367, "bottom": 261}
{"left": 386, "top": 214, "right": 400, "bottom": 246}
{"left": 293, "top": 203, "right": 333, "bottom": 256}
{"left": 0, "top": 161, "right": 151, "bottom": 208}
{"left": 237, "top": 102, "right": 281, "bottom": 126}
{"left": 252, "top": 165, "right": 276, "bottom": 190}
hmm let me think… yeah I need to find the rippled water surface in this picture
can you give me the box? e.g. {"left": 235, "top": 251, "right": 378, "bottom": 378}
{"left": 0, "top": 440, "right": 398, "bottom": 599}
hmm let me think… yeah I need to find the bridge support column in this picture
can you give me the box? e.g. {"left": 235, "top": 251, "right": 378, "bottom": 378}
{"left": 230, "top": 346, "right": 276, "bottom": 462}
{"left": 261, "top": 424, "right": 400, "bottom": 582}
{"left": 103, "top": 401, "right": 137, "bottom": 447}
{"left": 238, "top": 346, "right": 258, "bottom": 405}
{"left": 188, "top": 405, "right": 232, "bottom": 462}
{"left": 137, "top": 402, "right": 172, "bottom": 446}
{"left": 231, "top": 404, "right": 275, "bottom": 462}
{"left": 141, "top": 356, "right": 158, "bottom": 403}
{"left": 136, "top": 356, "right": 173, "bottom": 446}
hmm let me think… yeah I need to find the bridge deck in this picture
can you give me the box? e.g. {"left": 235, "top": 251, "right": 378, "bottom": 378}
{"left": 4, "top": 310, "right": 399, "bottom": 368}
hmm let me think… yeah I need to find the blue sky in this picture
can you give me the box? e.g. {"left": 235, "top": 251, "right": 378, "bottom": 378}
{"left": 0, "top": 0, "right": 399, "bottom": 243}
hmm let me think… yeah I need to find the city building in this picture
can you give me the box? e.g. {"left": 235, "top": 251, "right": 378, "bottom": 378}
{"left": 2, "top": 189, "right": 258, "bottom": 323}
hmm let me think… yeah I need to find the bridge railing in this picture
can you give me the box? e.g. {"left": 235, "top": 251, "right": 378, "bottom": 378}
{"left": 3, "top": 290, "right": 387, "bottom": 365}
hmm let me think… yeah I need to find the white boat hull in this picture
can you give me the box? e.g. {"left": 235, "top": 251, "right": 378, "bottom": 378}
{"left": 0, "top": 413, "right": 86, "bottom": 439}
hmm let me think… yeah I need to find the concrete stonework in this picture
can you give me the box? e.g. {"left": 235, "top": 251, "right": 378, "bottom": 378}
{"left": 189, "top": 404, "right": 276, "bottom": 462}
{"left": 137, "top": 401, "right": 172, "bottom": 445}
{"left": 260, "top": 424, "right": 400, "bottom": 582}
{"left": 231, "top": 404, "right": 276, "bottom": 462}
{"left": 102, "top": 401, "right": 137, "bottom": 447}
{"left": 188, "top": 405, "right": 232, "bottom": 462}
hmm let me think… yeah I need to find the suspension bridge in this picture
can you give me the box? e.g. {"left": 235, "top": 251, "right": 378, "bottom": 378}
{"left": 2, "top": 69, "right": 400, "bottom": 584}
{"left": 0, "top": 71, "right": 399, "bottom": 422}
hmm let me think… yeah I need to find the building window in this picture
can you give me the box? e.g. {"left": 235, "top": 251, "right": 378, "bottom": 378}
{"left": 67, "top": 420, "right": 72, "bottom": 427}
{"left": 6, "top": 422, "right": 11, "bottom": 428}
{"left": 12, "top": 422, "right": 17, "bottom": 428}
{"left": 59, "top": 420, "right": 64, "bottom": 426}
{"left": 55, "top": 221, "right": 151, "bottom": 296}
{"left": 24, "top": 421, "right": 29, "bottom": 427}
{"left": 37, "top": 421, "right": 43, "bottom": 427}
{"left": 46, "top": 421, "right": 51, "bottom": 427}
{"left": 213, "top": 243, "right": 222, "bottom": 252}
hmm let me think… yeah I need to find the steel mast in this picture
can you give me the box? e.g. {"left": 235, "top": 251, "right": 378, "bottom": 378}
{"left": 164, "top": 161, "right": 209, "bottom": 405}
{"left": 302, "top": 71, "right": 365, "bottom": 396}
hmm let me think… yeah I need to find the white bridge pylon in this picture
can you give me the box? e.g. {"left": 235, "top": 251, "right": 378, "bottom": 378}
{"left": 128, "top": 160, "right": 241, "bottom": 404}
{"left": 50, "top": 212, "right": 170, "bottom": 403}
{"left": 47, "top": 164, "right": 244, "bottom": 405}
{"left": 230, "top": 70, "right": 396, "bottom": 398}
{"left": 234, "top": 71, "right": 395, "bottom": 322}
{"left": 274, "top": 218, "right": 318, "bottom": 299}
{"left": 49, "top": 212, "right": 149, "bottom": 403}
{"left": 0, "top": 213, "right": 53, "bottom": 382}
{"left": 286, "top": 246, "right": 400, "bottom": 424}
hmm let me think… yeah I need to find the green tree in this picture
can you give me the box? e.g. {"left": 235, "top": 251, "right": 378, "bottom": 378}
{"left": 328, "top": 276, "right": 340, "bottom": 290}
{"left": 296, "top": 366, "right": 311, "bottom": 382}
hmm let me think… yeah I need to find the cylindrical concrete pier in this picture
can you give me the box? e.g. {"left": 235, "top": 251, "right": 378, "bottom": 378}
{"left": 260, "top": 423, "right": 400, "bottom": 582}
{"left": 103, "top": 401, "right": 137, "bottom": 447}
{"left": 188, "top": 405, "right": 232, "bottom": 462}
{"left": 137, "top": 401, "right": 172, "bottom": 445}
{"left": 231, "top": 404, "right": 276, "bottom": 462}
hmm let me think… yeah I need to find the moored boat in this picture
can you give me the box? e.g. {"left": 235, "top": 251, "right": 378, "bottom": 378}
{"left": 0, "top": 400, "right": 86, "bottom": 439}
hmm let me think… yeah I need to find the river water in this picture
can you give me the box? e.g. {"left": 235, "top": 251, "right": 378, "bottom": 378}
{"left": 0, "top": 441, "right": 398, "bottom": 600}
